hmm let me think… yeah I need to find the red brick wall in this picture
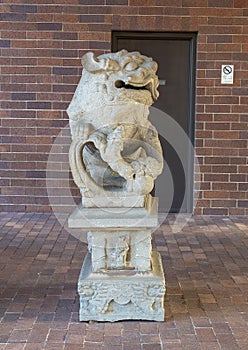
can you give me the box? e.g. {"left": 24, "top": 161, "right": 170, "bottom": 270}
{"left": 0, "top": 0, "right": 247, "bottom": 215}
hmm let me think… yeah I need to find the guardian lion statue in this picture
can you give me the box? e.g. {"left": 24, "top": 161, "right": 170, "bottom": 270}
{"left": 67, "top": 49, "right": 163, "bottom": 207}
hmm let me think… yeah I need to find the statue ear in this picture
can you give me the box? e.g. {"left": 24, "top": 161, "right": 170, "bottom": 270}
{"left": 82, "top": 52, "right": 105, "bottom": 73}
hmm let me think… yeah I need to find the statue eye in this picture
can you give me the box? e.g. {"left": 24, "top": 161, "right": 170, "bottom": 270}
{"left": 124, "top": 61, "right": 139, "bottom": 71}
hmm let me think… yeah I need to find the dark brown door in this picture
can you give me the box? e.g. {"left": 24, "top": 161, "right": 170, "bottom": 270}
{"left": 112, "top": 32, "right": 197, "bottom": 213}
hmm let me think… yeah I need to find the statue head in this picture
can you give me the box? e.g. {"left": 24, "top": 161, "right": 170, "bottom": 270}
{"left": 82, "top": 50, "right": 159, "bottom": 102}
{"left": 67, "top": 50, "right": 160, "bottom": 120}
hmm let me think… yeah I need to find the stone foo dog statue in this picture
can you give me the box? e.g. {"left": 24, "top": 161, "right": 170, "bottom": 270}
{"left": 67, "top": 50, "right": 166, "bottom": 322}
{"left": 67, "top": 49, "right": 163, "bottom": 207}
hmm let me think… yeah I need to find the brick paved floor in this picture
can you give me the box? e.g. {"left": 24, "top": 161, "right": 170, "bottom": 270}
{"left": 0, "top": 212, "right": 247, "bottom": 350}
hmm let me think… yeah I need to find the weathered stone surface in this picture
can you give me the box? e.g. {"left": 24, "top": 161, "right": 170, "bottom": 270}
{"left": 69, "top": 201, "right": 166, "bottom": 321}
{"left": 67, "top": 50, "right": 163, "bottom": 204}
{"left": 78, "top": 252, "right": 165, "bottom": 322}
{"left": 67, "top": 50, "right": 165, "bottom": 322}
{"left": 68, "top": 195, "right": 158, "bottom": 228}
{"left": 87, "top": 229, "right": 152, "bottom": 272}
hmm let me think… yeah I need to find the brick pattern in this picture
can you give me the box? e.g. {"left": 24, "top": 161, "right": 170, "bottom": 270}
{"left": 0, "top": 212, "right": 248, "bottom": 349}
{"left": 0, "top": 1, "right": 248, "bottom": 214}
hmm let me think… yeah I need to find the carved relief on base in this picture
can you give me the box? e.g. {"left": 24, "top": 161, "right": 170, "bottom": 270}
{"left": 78, "top": 252, "right": 165, "bottom": 322}
{"left": 88, "top": 229, "right": 152, "bottom": 273}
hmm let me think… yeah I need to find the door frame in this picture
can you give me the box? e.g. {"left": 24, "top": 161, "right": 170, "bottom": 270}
{"left": 111, "top": 31, "right": 197, "bottom": 213}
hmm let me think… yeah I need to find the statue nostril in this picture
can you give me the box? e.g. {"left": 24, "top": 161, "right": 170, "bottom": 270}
{"left": 115, "top": 80, "right": 125, "bottom": 88}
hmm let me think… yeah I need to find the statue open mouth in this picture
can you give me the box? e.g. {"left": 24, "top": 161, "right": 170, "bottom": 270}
{"left": 115, "top": 78, "right": 158, "bottom": 101}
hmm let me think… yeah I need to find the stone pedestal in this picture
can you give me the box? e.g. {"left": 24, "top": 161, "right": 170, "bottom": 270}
{"left": 77, "top": 252, "right": 165, "bottom": 322}
{"left": 68, "top": 196, "right": 166, "bottom": 322}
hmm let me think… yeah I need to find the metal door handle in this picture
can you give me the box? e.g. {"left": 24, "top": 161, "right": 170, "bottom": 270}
{"left": 158, "top": 79, "right": 166, "bottom": 86}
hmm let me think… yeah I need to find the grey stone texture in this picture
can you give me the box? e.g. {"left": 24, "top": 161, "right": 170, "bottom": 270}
{"left": 67, "top": 50, "right": 166, "bottom": 321}
{"left": 78, "top": 252, "right": 165, "bottom": 322}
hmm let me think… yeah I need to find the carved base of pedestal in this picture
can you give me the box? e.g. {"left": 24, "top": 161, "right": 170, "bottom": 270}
{"left": 78, "top": 251, "right": 165, "bottom": 322}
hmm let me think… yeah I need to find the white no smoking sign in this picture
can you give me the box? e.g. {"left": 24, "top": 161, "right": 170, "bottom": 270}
{"left": 221, "top": 64, "right": 234, "bottom": 84}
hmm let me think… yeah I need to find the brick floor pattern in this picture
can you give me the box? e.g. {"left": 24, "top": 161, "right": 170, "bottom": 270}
{"left": 0, "top": 212, "right": 247, "bottom": 350}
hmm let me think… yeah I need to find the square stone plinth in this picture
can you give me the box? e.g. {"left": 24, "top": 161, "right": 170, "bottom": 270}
{"left": 78, "top": 251, "right": 165, "bottom": 322}
{"left": 68, "top": 196, "right": 158, "bottom": 229}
